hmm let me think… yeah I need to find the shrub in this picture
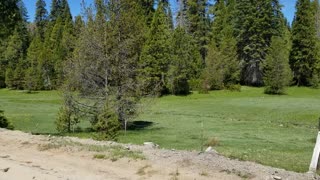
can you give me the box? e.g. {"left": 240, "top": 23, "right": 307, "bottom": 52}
{"left": 204, "top": 137, "right": 220, "bottom": 147}
{"left": 93, "top": 104, "right": 121, "bottom": 141}
{"left": 55, "top": 105, "right": 79, "bottom": 133}
{"left": 0, "top": 110, "right": 14, "bottom": 130}
{"left": 188, "top": 78, "right": 201, "bottom": 91}
{"left": 310, "top": 73, "right": 319, "bottom": 89}
{"left": 225, "top": 84, "right": 241, "bottom": 91}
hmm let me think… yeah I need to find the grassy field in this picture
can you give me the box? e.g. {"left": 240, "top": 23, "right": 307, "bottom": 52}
{"left": 0, "top": 87, "right": 319, "bottom": 172}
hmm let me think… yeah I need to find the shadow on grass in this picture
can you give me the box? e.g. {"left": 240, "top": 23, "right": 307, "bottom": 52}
{"left": 19, "top": 90, "right": 40, "bottom": 94}
{"left": 127, "top": 121, "right": 154, "bottom": 130}
{"left": 31, "top": 121, "right": 156, "bottom": 137}
{"left": 31, "top": 127, "right": 94, "bottom": 136}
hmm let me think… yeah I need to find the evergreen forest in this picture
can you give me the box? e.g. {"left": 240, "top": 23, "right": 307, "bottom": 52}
{"left": 1, "top": 0, "right": 320, "bottom": 137}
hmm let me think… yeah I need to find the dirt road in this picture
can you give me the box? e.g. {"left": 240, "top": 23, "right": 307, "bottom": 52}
{"left": 0, "top": 129, "right": 318, "bottom": 180}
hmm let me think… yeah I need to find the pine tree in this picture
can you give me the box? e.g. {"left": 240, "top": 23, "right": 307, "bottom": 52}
{"left": 57, "top": 7, "right": 74, "bottom": 85}
{"left": 186, "top": 0, "right": 210, "bottom": 65}
{"left": 312, "top": 0, "right": 320, "bottom": 88}
{"left": 0, "top": 0, "right": 22, "bottom": 88}
{"left": 202, "top": 38, "right": 239, "bottom": 91}
{"left": 74, "top": 15, "right": 84, "bottom": 40}
{"left": 35, "top": 0, "right": 48, "bottom": 40}
{"left": 39, "top": 37, "right": 53, "bottom": 89}
{"left": 202, "top": 0, "right": 239, "bottom": 91}
{"left": 38, "top": 0, "right": 73, "bottom": 89}
{"left": 49, "top": 0, "right": 63, "bottom": 22}
{"left": 60, "top": 0, "right": 72, "bottom": 21}
{"left": 25, "top": 0, "right": 48, "bottom": 90}
{"left": 61, "top": 0, "right": 148, "bottom": 136}
{"left": 313, "top": 0, "right": 320, "bottom": 38}
{"left": 138, "top": 0, "right": 155, "bottom": 26}
{"left": 290, "top": 0, "right": 319, "bottom": 86}
{"left": 1, "top": 1, "right": 30, "bottom": 89}
{"left": 168, "top": 26, "right": 202, "bottom": 95}
{"left": 4, "top": 28, "right": 27, "bottom": 89}
{"left": 25, "top": 34, "right": 43, "bottom": 90}
{"left": 0, "top": 0, "right": 21, "bottom": 39}
{"left": 264, "top": 36, "right": 292, "bottom": 94}
{"left": 55, "top": 93, "right": 79, "bottom": 133}
{"left": 139, "top": 1, "right": 172, "bottom": 95}
{"left": 235, "top": 0, "right": 284, "bottom": 86}
{"left": 201, "top": 43, "right": 223, "bottom": 91}
{"left": 49, "top": 17, "right": 64, "bottom": 87}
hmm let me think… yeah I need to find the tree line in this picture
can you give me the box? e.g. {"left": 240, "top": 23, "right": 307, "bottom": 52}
{"left": 1, "top": 0, "right": 320, "bottom": 137}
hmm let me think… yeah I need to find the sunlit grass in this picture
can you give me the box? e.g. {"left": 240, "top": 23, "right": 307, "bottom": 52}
{"left": 0, "top": 86, "right": 319, "bottom": 172}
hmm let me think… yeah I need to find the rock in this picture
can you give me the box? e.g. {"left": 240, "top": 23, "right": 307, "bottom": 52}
{"left": 143, "top": 142, "right": 159, "bottom": 149}
{"left": 272, "top": 175, "right": 282, "bottom": 180}
{"left": 1, "top": 167, "right": 10, "bottom": 172}
{"left": 0, "top": 155, "right": 10, "bottom": 159}
{"left": 205, "top": 146, "right": 217, "bottom": 154}
{"left": 205, "top": 146, "right": 213, "bottom": 152}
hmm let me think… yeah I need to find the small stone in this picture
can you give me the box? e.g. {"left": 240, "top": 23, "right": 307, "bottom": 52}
{"left": 0, "top": 155, "right": 10, "bottom": 159}
{"left": 205, "top": 146, "right": 213, "bottom": 152}
{"left": 143, "top": 142, "right": 159, "bottom": 149}
{"left": 273, "top": 175, "right": 282, "bottom": 180}
{"left": 2, "top": 167, "right": 10, "bottom": 172}
{"left": 205, "top": 146, "right": 218, "bottom": 154}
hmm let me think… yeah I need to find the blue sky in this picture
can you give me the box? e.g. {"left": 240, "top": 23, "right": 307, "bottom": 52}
{"left": 23, "top": 0, "right": 297, "bottom": 24}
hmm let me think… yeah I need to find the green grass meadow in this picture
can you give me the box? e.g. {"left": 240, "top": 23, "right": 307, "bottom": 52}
{"left": 0, "top": 87, "right": 319, "bottom": 172}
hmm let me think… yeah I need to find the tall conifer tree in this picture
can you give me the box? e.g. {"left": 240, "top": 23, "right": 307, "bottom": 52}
{"left": 235, "top": 0, "right": 284, "bottom": 86}
{"left": 168, "top": 26, "right": 202, "bottom": 94}
{"left": 290, "top": 0, "right": 319, "bottom": 86}
{"left": 187, "top": 0, "right": 210, "bottom": 65}
{"left": 35, "top": 0, "right": 48, "bottom": 40}
{"left": 139, "top": 1, "right": 172, "bottom": 95}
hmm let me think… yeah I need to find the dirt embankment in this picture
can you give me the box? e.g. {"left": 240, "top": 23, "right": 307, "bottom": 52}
{"left": 0, "top": 128, "right": 318, "bottom": 180}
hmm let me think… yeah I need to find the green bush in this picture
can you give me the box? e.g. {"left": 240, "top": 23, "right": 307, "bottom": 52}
{"left": 93, "top": 104, "right": 121, "bottom": 141}
{"left": 310, "top": 73, "right": 319, "bottom": 89}
{"left": 188, "top": 78, "right": 201, "bottom": 91}
{"left": 226, "top": 84, "right": 241, "bottom": 91}
{"left": 0, "top": 110, "right": 14, "bottom": 130}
